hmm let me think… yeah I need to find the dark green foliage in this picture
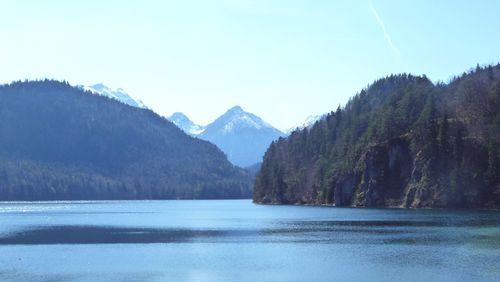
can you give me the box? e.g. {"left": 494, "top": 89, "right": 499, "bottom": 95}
{"left": 438, "top": 112, "right": 450, "bottom": 154}
{"left": 454, "top": 129, "right": 464, "bottom": 166}
{"left": 485, "top": 139, "right": 499, "bottom": 187}
{"left": 254, "top": 64, "right": 500, "bottom": 208}
{"left": 0, "top": 80, "right": 251, "bottom": 200}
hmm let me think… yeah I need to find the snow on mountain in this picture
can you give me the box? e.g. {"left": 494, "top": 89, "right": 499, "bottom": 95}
{"left": 82, "top": 84, "right": 147, "bottom": 109}
{"left": 206, "top": 106, "right": 277, "bottom": 135}
{"left": 198, "top": 106, "right": 284, "bottom": 167}
{"left": 167, "top": 106, "right": 335, "bottom": 167}
{"left": 168, "top": 106, "right": 284, "bottom": 167}
{"left": 286, "top": 114, "right": 324, "bottom": 135}
{"left": 168, "top": 112, "right": 205, "bottom": 135}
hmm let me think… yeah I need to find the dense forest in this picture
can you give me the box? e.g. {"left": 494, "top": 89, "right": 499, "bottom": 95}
{"left": 0, "top": 80, "right": 251, "bottom": 200}
{"left": 254, "top": 64, "right": 500, "bottom": 208}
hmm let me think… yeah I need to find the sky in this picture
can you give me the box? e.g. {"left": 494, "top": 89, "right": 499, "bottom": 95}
{"left": 0, "top": 0, "right": 499, "bottom": 131}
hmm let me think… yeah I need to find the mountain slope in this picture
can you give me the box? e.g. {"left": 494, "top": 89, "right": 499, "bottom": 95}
{"left": 255, "top": 65, "right": 500, "bottom": 209}
{"left": 82, "top": 83, "right": 147, "bottom": 109}
{"left": 168, "top": 112, "right": 205, "bottom": 135}
{"left": 198, "top": 106, "right": 284, "bottom": 167}
{"left": 285, "top": 114, "right": 324, "bottom": 135}
{"left": 0, "top": 80, "right": 251, "bottom": 200}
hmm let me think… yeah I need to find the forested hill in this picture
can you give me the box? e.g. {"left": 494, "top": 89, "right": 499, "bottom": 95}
{"left": 0, "top": 80, "right": 251, "bottom": 200}
{"left": 254, "top": 64, "right": 500, "bottom": 209}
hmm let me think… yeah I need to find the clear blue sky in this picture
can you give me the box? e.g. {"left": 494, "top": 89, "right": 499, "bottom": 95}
{"left": 0, "top": 0, "right": 499, "bottom": 131}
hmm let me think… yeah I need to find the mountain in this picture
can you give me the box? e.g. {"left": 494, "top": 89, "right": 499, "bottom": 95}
{"left": 168, "top": 106, "right": 284, "bottom": 167}
{"left": 244, "top": 162, "right": 262, "bottom": 180}
{"left": 168, "top": 112, "right": 205, "bottom": 135}
{"left": 285, "top": 114, "right": 323, "bottom": 135}
{"left": 254, "top": 64, "right": 500, "bottom": 209}
{"left": 82, "top": 83, "right": 147, "bottom": 109}
{"left": 0, "top": 80, "right": 251, "bottom": 200}
{"left": 198, "top": 106, "right": 284, "bottom": 167}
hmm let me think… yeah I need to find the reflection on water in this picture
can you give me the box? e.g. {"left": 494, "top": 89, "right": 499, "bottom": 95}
{"left": 4, "top": 220, "right": 500, "bottom": 246}
{"left": 0, "top": 226, "right": 260, "bottom": 245}
{"left": 0, "top": 200, "right": 499, "bottom": 282}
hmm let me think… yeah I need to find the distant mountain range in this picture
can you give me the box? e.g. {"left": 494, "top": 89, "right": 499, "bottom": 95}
{"left": 80, "top": 83, "right": 321, "bottom": 168}
{"left": 169, "top": 106, "right": 284, "bottom": 167}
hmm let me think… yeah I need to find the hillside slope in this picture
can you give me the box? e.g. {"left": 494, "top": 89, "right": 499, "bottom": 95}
{"left": 254, "top": 65, "right": 500, "bottom": 209}
{"left": 0, "top": 80, "right": 251, "bottom": 200}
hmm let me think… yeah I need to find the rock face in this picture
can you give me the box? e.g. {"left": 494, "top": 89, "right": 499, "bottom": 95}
{"left": 353, "top": 138, "right": 413, "bottom": 207}
{"left": 336, "top": 137, "right": 490, "bottom": 208}
{"left": 254, "top": 65, "right": 500, "bottom": 209}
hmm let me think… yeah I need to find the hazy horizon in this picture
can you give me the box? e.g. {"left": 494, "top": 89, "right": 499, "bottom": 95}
{"left": 1, "top": 0, "right": 499, "bottom": 130}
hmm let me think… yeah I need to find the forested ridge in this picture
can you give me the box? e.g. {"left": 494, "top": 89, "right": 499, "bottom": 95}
{"left": 0, "top": 80, "right": 251, "bottom": 200}
{"left": 254, "top": 64, "right": 500, "bottom": 208}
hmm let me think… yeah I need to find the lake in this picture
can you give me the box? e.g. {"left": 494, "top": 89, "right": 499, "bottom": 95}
{"left": 0, "top": 200, "right": 499, "bottom": 281}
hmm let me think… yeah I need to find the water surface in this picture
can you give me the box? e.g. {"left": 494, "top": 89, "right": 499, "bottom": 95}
{"left": 0, "top": 200, "right": 499, "bottom": 281}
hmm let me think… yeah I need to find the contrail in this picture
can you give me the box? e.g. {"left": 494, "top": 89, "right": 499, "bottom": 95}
{"left": 369, "top": 1, "right": 401, "bottom": 60}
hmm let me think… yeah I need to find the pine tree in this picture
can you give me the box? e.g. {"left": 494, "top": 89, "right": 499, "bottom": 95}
{"left": 438, "top": 112, "right": 449, "bottom": 154}
{"left": 419, "top": 93, "right": 438, "bottom": 157}
{"left": 454, "top": 129, "right": 464, "bottom": 166}
{"left": 488, "top": 65, "right": 494, "bottom": 80}
{"left": 485, "top": 139, "right": 499, "bottom": 187}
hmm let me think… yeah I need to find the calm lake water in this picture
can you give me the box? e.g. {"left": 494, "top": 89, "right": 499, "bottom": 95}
{"left": 0, "top": 200, "right": 499, "bottom": 282}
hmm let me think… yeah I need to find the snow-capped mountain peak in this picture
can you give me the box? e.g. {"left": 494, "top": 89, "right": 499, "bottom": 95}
{"left": 82, "top": 84, "right": 147, "bottom": 109}
{"left": 168, "top": 112, "right": 205, "bottom": 135}
{"left": 227, "top": 105, "right": 244, "bottom": 113}
{"left": 215, "top": 105, "right": 275, "bottom": 135}
{"left": 223, "top": 114, "right": 262, "bottom": 133}
{"left": 286, "top": 114, "right": 324, "bottom": 134}
{"left": 198, "top": 106, "right": 284, "bottom": 167}
{"left": 167, "top": 106, "right": 284, "bottom": 167}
